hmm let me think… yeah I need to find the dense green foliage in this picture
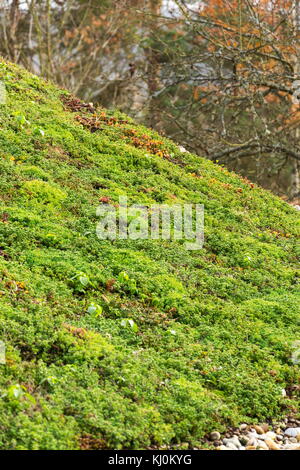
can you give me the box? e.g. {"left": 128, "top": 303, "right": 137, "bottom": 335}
{"left": 0, "top": 60, "right": 299, "bottom": 450}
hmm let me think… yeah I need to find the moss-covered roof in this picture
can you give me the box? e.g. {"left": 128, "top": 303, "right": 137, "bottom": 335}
{"left": 0, "top": 60, "right": 299, "bottom": 449}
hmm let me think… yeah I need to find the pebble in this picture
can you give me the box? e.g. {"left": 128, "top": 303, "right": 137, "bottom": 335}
{"left": 226, "top": 442, "right": 238, "bottom": 450}
{"left": 255, "top": 433, "right": 267, "bottom": 440}
{"left": 247, "top": 437, "right": 258, "bottom": 447}
{"left": 210, "top": 419, "right": 300, "bottom": 450}
{"left": 239, "top": 436, "right": 249, "bottom": 446}
{"left": 257, "top": 440, "right": 268, "bottom": 450}
{"left": 265, "top": 431, "right": 277, "bottom": 440}
{"left": 210, "top": 431, "right": 221, "bottom": 441}
{"left": 231, "top": 436, "right": 242, "bottom": 448}
{"left": 265, "top": 438, "right": 280, "bottom": 450}
{"left": 283, "top": 444, "right": 300, "bottom": 450}
{"left": 285, "top": 427, "right": 300, "bottom": 438}
{"left": 239, "top": 423, "right": 248, "bottom": 431}
{"left": 223, "top": 436, "right": 241, "bottom": 449}
{"left": 253, "top": 425, "right": 265, "bottom": 434}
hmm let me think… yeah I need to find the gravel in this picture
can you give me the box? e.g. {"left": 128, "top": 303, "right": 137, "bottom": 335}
{"left": 209, "top": 418, "right": 300, "bottom": 450}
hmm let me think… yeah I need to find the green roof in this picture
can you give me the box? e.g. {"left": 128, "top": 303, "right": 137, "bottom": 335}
{"left": 0, "top": 60, "right": 299, "bottom": 449}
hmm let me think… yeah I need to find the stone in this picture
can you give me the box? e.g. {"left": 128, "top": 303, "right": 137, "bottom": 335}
{"left": 257, "top": 440, "right": 269, "bottom": 450}
{"left": 285, "top": 427, "right": 300, "bottom": 438}
{"left": 253, "top": 425, "right": 265, "bottom": 434}
{"left": 251, "top": 436, "right": 259, "bottom": 444}
{"left": 265, "top": 438, "right": 280, "bottom": 450}
{"left": 210, "top": 431, "right": 221, "bottom": 441}
{"left": 239, "top": 436, "right": 249, "bottom": 446}
{"left": 226, "top": 442, "right": 238, "bottom": 450}
{"left": 209, "top": 422, "right": 300, "bottom": 451}
{"left": 232, "top": 436, "right": 242, "bottom": 448}
{"left": 283, "top": 444, "right": 300, "bottom": 450}
{"left": 223, "top": 436, "right": 242, "bottom": 449}
{"left": 265, "top": 431, "right": 277, "bottom": 440}
{"left": 247, "top": 437, "right": 258, "bottom": 447}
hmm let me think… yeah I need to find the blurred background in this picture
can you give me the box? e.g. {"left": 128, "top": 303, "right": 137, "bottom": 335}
{"left": 1, "top": 0, "right": 300, "bottom": 202}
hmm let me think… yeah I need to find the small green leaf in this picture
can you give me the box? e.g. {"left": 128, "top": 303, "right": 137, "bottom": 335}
{"left": 87, "top": 303, "right": 103, "bottom": 317}
{"left": 120, "top": 318, "right": 138, "bottom": 332}
{"left": 79, "top": 275, "right": 89, "bottom": 287}
{"left": 118, "top": 271, "right": 129, "bottom": 283}
{"left": 33, "top": 127, "right": 45, "bottom": 136}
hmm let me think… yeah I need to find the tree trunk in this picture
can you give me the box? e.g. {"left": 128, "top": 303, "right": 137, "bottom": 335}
{"left": 145, "top": 0, "right": 162, "bottom": 130}
{"left": 291, "top": 0, "right": 300, "bottom": 201}
{"left": 9, "top": 0, "right": 20, "bottom": 62}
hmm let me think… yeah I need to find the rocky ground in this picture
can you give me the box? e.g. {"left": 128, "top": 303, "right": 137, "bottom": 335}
{"left": 208, "top": 418, "right": 300, "bottom": 450}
